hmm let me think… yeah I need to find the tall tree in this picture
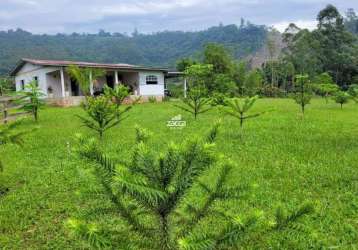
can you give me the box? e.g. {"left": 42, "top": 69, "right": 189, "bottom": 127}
{"left": 266, "top": 32, "right": 278, "bottom": 87}
{"left": 316, "top": 4, "right": 358, "bottom": 85}
{"left": 203, "top": 43, "right": 235, "bottom": 75}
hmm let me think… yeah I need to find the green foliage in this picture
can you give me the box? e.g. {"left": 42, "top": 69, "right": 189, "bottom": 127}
{"left": 184, "top": 64, "right": 213, "bottom": 89}
{"left": 67, "top": 65, "right": 105, "bottom": 96}
{"left": 333, "top": 91, "right": 350, "bottom": 109}
{"left": 203, "top": 43, "right": 235, "bottom": 75}
{"left": 71, "top": 125, "right": 313, "bottom": 249}
{"left": 348, "top": 84, "right": 358, "bottom": 103}
{"left": 166, "top": 82, "right": 184, "bottom": 98}
{"left": 212, "top": 74, "right": 237, "bottom": 95}
{"left": 234, "top": 61, "right": 248, "bottom": 95}
{"left": 18, "top": 80, "right": 45, "bottom": 122}
{"left": 103, "top": 84, "right": 132, "bottom": 119}
{"left": 210, "top": 92, "right": 228, "bottom": 107}
{"left": 163, "top": 96, "right": 171, "bottom": 102}
{"left": 223, "top": 96, "right": 266, "bottom": 128}
{"left": 274, "top": 202, "right": 315, "bottom": 230}
{"left": 174, "top": 87, "right": 211, "bottom": 119}
{"left": 148, "top": 96, "right": 157, "bottom": 103}
{"left": 313, "top": 73, "right": 339, "bottom": 103}
{"left": 103, "top": 84, "right": 130, "bottom": 106}
{"left": 0, "top": 77, "right": 13, "bottom": 96}
{"left": 77, "top": 96, "right": 123, "bottom": 139}
{"left": 292, "top": 75, "right": 312, "bottom": 114}
{"left": 176, "top": 58, "right": 197, "bottom": 72}
{"left": 243, "top": 70, "right": 263, "bottom": 96}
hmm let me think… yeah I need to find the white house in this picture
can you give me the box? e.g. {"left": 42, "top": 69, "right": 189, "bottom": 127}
{"left": 10, "top": 58, "right": 174, "bottom": 106}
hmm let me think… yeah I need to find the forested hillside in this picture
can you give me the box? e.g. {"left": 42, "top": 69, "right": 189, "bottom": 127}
{"left": 0, "top": 23, "right": 267, "bottom": 75}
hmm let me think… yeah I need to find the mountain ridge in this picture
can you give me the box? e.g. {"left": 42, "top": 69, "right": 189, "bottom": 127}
{"left": 0, "top": 23, "right": 268, "bottom": 75}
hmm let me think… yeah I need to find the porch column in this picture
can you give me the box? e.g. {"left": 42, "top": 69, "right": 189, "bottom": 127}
{"left": 114, "top": 71, "right": 119, "bottom": 86}
{"left": 89, "top": 70, "right": 94, "bottom": 96}
{"left": 60, "top": 67, "right": 66, "bottom": 98}
{"left": 184, "top": 77, "right": 187, "bottom": 98}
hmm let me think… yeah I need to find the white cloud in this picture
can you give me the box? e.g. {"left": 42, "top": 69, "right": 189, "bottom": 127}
{"left": 0, "top": 0, "right": 356, "bottom": 34}
{"left": 98, "top": 0, "right": 206, "bottom": 16}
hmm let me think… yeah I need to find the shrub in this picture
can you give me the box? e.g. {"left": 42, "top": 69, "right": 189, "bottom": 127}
{"left": 70, "top": 125, "right": 314, "bottom": 249}
{"left": 163, "top": 96, "right": 171, "bottom": 102}
{"left": 260, "top": 85, "right": 286, "bottom": 98}
{"left": 333, "top": 91, "right": 350, "bottom": 109}
{"left": 148, "top": 96, "right": 157, "bottom": 103}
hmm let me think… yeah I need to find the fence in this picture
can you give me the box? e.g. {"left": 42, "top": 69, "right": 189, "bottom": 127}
{"left": 0, "top": 96, "right": 31, "bottom": 124}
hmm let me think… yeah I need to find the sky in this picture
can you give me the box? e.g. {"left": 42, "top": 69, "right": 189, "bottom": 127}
{"left": 0, "top": 0, "right": 357, "bottom": 34}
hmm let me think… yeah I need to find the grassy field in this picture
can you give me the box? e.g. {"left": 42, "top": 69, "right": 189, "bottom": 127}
{"left": 0, "top": 98, "right": 357, "bottom": 249}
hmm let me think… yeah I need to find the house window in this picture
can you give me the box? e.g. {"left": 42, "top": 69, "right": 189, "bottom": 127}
{"left": 20, "top": 80, "right": 25, "bottom": 90}
{"left": 146, "top": 75, "right": 158, "bottom": 85}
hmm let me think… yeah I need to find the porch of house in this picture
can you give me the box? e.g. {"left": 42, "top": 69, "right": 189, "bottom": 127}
{"left": 45, "top": 68, "right": 140, "bottom": 106}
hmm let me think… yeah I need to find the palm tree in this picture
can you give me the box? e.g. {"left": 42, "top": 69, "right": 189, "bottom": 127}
{"left": 67, "top": 65, "right": 105, "bottom": 96}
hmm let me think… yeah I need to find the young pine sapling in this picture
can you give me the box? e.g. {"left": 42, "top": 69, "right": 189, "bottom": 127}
{"left": 77, "top": 96, "right": 128, "bottom": 139}
{"left": 18, "top": 80, "right": 45, "bottom": 122}
{"left": 223, "top": 95, "right": 266, "bottom": 128}
{"left": 103, "top": 84, "right": 132, "bottom": 119}
{"left": 69, "top": 124, "right": 314, "bottom": 249}
{"left": 174, "top": 87, "right": 211, "bottom": 119}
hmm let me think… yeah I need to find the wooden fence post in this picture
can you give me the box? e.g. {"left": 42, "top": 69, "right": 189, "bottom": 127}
{"left": 3, "top": 101, "right": 8, "bottom": 124}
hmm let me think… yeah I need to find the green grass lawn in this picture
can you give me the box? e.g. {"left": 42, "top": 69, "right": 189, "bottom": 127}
{"left": 0, "top": 98, "right": 358, "bottom": 249}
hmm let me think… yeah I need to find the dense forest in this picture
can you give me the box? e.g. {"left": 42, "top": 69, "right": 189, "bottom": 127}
{"left": 171, "top": 5, "right": 358, "bottom": 100}
{"left": 0, "top": 22, "right": 267, "bottom": 75}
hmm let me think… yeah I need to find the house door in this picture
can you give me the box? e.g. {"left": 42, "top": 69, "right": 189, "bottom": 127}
{"left": 106, "top": 75, "right": 114, "bottom": 88}
{"left": 71, "top": 79, "right": 80, "bottom": 96}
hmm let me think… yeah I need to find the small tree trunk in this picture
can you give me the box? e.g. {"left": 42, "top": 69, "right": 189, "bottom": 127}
{"left": 99, "top": 130, "right": 103, "bottom": 140}
{"left": 33, "top": 107, "right": 38, "bottom": 122}
{"left": 160, "top": 214, "right": 171, "bottom": 250}
{"left": 340, "top": 103, "right": 343, "bottom": 109}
